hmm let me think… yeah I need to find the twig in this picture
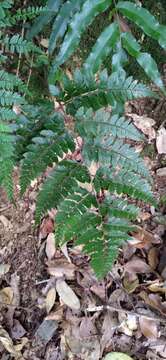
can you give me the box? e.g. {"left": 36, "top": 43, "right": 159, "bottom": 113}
{"left": 0, "top": 205, "right": 12, "bottom": 213}
{"left": 86, "top": 304, "right": 166, "bottom": 324}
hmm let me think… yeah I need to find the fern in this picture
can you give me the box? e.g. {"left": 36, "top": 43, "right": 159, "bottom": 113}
{"left": 1, "top": 0, "right": 166, "bottom": 277}
{"left": 20, "top": 112, "right": 75, "bottom": 194}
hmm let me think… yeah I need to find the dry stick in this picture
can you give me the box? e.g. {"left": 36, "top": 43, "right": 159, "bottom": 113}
{"left": 86, "top": 304, "right": 166, "bottom": 324}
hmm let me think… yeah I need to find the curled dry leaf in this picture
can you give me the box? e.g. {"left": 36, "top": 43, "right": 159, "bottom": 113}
{"left": 46, "top": 233, "right": 56, "bottom": 260}
{"left": 56, "top": 279, "right": 80, "bottom": 310}
{"left": 156, "top": 127, "right": 166, "bottom": 154}
{"left": 45, "top": 288, "right": 56, "bottom": 314}
{"left": 124, "top": 256, "right": 151, "bottom": 274}
{"left": 0, "top": 325, "right": 26, "bottom": 358}
{"left": 139, "top": 317, "right": 158, "bottom": 339}
{"left": 130, "top": 227, "right": 155, "bottom": 249}
{"left": 103, "top": 353, "right": 133, "bottom": 360}
{"left": 130, "top": 114, "right": 156, "bottom": 141}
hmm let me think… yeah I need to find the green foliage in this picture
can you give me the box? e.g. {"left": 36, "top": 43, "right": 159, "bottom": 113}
{"left": 1, "top": 0, "right": 166, "bottom": 277}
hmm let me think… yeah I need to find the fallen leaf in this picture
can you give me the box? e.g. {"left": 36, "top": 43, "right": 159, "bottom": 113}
{"left": 0, "top": 287, "right": 13, "bottom": 305}
{"left": 0, "top": 326, "right": 21, "bottom": 358}
{"left": 130, "top": 227, "right": 155, "bottom": 248}
{"left": 140, "top": 291, "right": 166, "bottom": 316}
{"left": 45, "top": 288, "right": 56, "bottom": 314}
{"left": 61, "top": 243, "right": 71, "bottom": 263}
{"left": 157, "top": 167, "right": 166, "bottom": 177}
{"left": 118, "top": 313, "right": 137, "bottom": 336}
{"left": 11, "top": 320, "right": 26, "bottom": 340}
{"left": 103, "top": 353, "right": 133, "bottom": 360}
{"left": 130, "top": 114, "right": 156, "bottom": 141}
{"left": 124, "top": 256, "right": 151, "bottom": 274}
{"left": 148, "top": 247, "right": 159, "bottom": 270}
{"left": 45, "top": 307, "right": 63, "bottom": 321}
{"left": 148, "top": 281, "right": 166, "bottom": 294}
{"left": 35, "top": 319, "right": 58, "bottom": 345}
{"left": 0, "top": 215, "right": 12, "bottom": 229}
{"left": 156, "top": 127, "right": 166, "bottom": 154}
{"left": 139, "top": 317, "right": 158, "bottom": 339}
{"left": 47, "top": 259, "right": 75, "bottom": 280}
{"left": 0, "top": 264, "right": 10, "bottom": 276}
{"left": 100, "top": 312, "right": 118, "bottom": 356}
{"left": 39, "top": 217, "right": 54, "bottom": 240}
{"left": 123, "top": 272, "right": 139, "bottom": 294}
{"left": 56, "top": 279, "right": 80, "bottom": 310}
{"left": 40, "top": 38, "right": 49, "bottom": 48}
{"left": 46, "top": 233, "right": 56, "bottom": 260}
{"left": 139, "top": 212, "right": 151, "bottom": 221}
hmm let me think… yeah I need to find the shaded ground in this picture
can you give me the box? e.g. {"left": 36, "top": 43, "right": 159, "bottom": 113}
{"left": 0, "top": 100, "right": 166, "bottom": 360}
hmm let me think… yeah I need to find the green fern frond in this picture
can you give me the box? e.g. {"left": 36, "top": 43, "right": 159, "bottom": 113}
{"left": 35, "top": 160, "right": 91, "bottom": 223}
{"left": 11, "top": 6, "right": 47, "bottom": 24}
{"left": 51, "top": 0, "right": 112, "bottom": 72}
{"left": 55, "top": 191, "right": 135, "bottom": 277}
{"left": 0, "top": 108, "right": 17, "bottom": 121}
{"left": 94, "top": 167, "right": 155, "bottom": 205}
{"left": 56, "top": 68, "right": 155, "bottom": 115}
{"left": 0, "top": 90, "right": 24, "bottom": 106}
{"left": 76, "top": 107, "right": 144, "bottom": 141}
{"left": 20, "top": 113, "right": 75, "bottom": 194}
{"left": 0, "top": 122, "right": 14, "bottom": 199}
{"left": 0, "top": 70, "right": 26, "bottom": 92}
{"left": 49, "top": 0, "right": 84, "bottom": 54}
{"left": 1, "top": 34, "right": 42, "bottom": 54}
{"left": 84, "top": 22, "right": 120, "bottom": 73}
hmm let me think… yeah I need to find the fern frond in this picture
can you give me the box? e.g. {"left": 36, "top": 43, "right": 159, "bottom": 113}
{"left": 94, "top": 167, "right": 155, "bottom": 205}
{"left": 84, "top": 22, "right": 120, "bottom": 73}
{"left": 0, "top": 70, "right": 26, "bottom": 92}
{"left": 57, "top": 68, "right": 155, "bottom": 115}
{"left": 1, "top": 34, "right": 42, "bottom": 54}
{"left": 0, "top": 122, "right": 14, "bottom": 199}
{"left": 0, "top": 90, "right": 24, "bottom": 106}
{"left": 36, "top": 160, "right": 91, "bottom": 223}
{"left": 49, "top": 0, "right": 84, "bottom": 54}
{"left": 11, "top": 6, "right": 47, "bottom": 24}
{"left": 20, "top": 113, "right": 75, "bottom": 194}
{"left": 55, "top": 191, "right": 135, "bottom": 277}
{"left": 51, "top": 0, "right": 112, "bottom": 72}
{"left": 0, "top": 108, "right": 17, "bottom": 121}
{"left": 76, "top": 107, "right": 144, "bottom": 141}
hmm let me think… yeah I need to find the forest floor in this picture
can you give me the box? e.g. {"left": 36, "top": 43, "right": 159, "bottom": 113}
{"left": 0, "top": 96, "right": 166, "bottom": 360}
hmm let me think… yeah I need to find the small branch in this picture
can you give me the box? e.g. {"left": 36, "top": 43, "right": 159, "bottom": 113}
{"left": 86, "top": 304, "right": 166, "bottom": 324}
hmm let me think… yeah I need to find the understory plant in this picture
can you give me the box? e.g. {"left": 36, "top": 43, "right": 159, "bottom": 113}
{"left": 0, "top": 0, "right": 166, "bottom": 277}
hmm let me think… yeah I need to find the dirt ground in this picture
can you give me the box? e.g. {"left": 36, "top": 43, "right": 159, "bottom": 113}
{"left": 0, "top": 100, "right": 166, "bottom": 359}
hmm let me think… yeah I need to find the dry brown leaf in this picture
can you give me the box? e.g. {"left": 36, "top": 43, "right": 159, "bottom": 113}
{"left": 11, "top": 320, "right": 26, "bottom": 340}
{"left": 129, "top": 114, "right": 156, "bottom": 141}
{"left": 45, "top": 288, "right": 56, "bottom": 314}
{"left": 0, "top": 326, "right": 20, "bottom": 358}
{"left": 45, "top": 307, "right": 63, "bottom": 321}
{"left": 156, "top": 127, "right": 166, "bottom": 154}
{"left": 118, "top": 313, "right": 137, "bottom": 336}
{"left": 139, "top": 317, "right": 158, "bottom": 339}
{"left": 39, "top": 217, "right": 54, "bottom": 240}
{"left": 124, "top": 256, "right": 151, "bottom": 274}
{"left": 123, "top": 272, "right": 139, "bottom": 293}
{"left": 148, "top": 247, "right": 159, "bottom": 270}
{"left": 100, "top": 312, "right": 118, "bottom": 356}
{"left": 0, "top": 215, "right": 12, "bottom": 229}
{"left": 130, "top": 227, "right": 155, "bottom": 249}
{"left": 139, "top": 212, "right": 151, "bottom": 221}
{"left": 56, "top": 279, "right": 80, "bottom": 310}
{"left": 148, "top": 281, "right": 166, "bottom": 294}
{"left": 0, "top": 287, "right": 13, "bottom": 305}
{"left": 46, "top": 233, "right": 56, "bottom": 260}
{"left": 140, "top": 291, "right": 166, "bottom": 316}
{"left": 61, "top": 243, "right": 71, "bottom": 263}
{"left": 47, "top": 259, "right": 75, "bottom": 280}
